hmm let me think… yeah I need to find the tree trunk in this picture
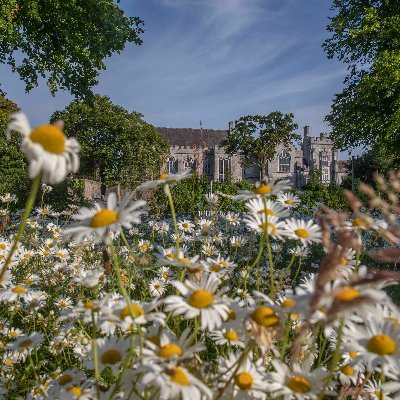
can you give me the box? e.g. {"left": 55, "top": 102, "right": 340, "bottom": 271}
{"left": 259, "top": 159, "right": 266, "bottom": 180}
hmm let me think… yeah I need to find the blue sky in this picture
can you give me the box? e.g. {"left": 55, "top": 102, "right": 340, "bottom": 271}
{"left": 0, "top": 0, "right": 355, "bottom": 154}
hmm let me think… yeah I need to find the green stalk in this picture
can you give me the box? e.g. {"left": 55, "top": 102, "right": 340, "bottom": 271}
{"left": 0, "top": 174, "right": 41, "bottom": 282}
{"left": 164, "top": 184, "right": 180, "bottom": 255}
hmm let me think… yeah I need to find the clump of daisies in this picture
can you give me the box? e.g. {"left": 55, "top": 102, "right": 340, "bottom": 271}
{"left": 3, "top": 113, "right": 400, "bottom": 399}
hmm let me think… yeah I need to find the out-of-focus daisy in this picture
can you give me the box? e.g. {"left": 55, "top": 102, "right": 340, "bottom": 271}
{"left": 0, "top": 285, "right": 30, "bottom": 302}
{"left": 137, "top": 239, "right": 152, "bottom": 253}
{"left": 266, "top": 360, "right": 330, "bottom": 399}
{"left": 86, "top": 337, "right": 127, "bottom": 373}
{"left": 143, "top": 328, "right": 204, "bottom": 363}
{"left": 283, "top": 218, "right": 322, "bottom": 246}
{"left": 343, "top": 319, "right": 400, "bottom": 375}
{"left": 6, "top": 113, "right": 80, "bottom": 184}
{"left": 245, "top": 198, "right": 289, "bottom": 219}
{"left": 64, "top": 192, "right": 146, "bottom": 244}
{"left": 277, "top": 192, "right": 300, "bottom": 208}
{"left": 136, "top": 170, "right": 191, "bottom": 191}
{"left": 141, "top": 364, "right": 212, "bottom": 400}
{"left": 244, "top": 214, "right": 286, "bottom": 239}
{"left": 6, "top": 332, "right": 43, "bottom": 354}
{"left": 233, "top": 179, "right": 291, "bottom": 201}
{"left": 219, "top": 352, "right": 268, "bottom": 399}
{"left": 164, "top": 273, "right": 230, "bottom": 330}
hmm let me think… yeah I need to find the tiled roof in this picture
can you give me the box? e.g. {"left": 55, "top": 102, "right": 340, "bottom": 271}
{"left": 156, "top": 127, "right": 228, "bottom": 147}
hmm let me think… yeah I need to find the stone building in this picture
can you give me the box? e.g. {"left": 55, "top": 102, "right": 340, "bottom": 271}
{"left": 156, "top": 124, "right": 348, "bottom": 188}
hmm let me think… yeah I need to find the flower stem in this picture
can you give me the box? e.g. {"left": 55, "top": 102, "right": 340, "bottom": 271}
{"left": 0, "top": 174, "right": 41, "bottom": 282}
{"left": 164, "top": 184, "right": 180, "bottom": 255}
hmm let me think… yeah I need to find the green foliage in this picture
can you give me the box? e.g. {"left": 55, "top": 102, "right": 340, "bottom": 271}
{"left": 298, "top": 169, "right": 349, "bottom": 214}
{"left": 0, "top": 94, "right": 30, "bottom": 206}
{"left": 51, "top": 95, "right": 169, "bottom": 187}
{"left": 221, "top": 112, "right": 299, "bottom": 179}
{"left": 323, "top": 0, "right": 400, "bottom": 165}
{"left": 0, "top": 0, "right": 144, "bottom": 97}
{"left": 149, "top": 176, "right": 252, "bottom": 215}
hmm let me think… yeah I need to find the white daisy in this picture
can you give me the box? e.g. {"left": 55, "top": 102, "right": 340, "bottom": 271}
{"left": 343, "top": 319, "right": 400, "bottom": 376}
{"left": 64, "top": 192, "right": 146, "bottom": 244}
{"left": 283, "top": 218, "right": 322, "bottom": 245}
{"left": 141, "top": 364, "right": 212, "bottom": 400}
{"left": 6, "top": 112, "right": 80, "bottom": 184}
{"left": 164, "top": 273, "right": 230, "bottom": 330}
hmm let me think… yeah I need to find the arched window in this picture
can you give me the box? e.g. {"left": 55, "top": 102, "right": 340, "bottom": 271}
{"left": 203, "top": 156, "right": 211, "bottom": 176}
{"left": 167, "top": 157, "right": 178, "bottom": 174}
{"left": 319, "top": 152, "right": 330, "bottom": 182}
{"left": 184, "top": 157, "right": 195, "bottom": 170}
{"left": 278, "top": 150, "right": 291, "bottom": 172}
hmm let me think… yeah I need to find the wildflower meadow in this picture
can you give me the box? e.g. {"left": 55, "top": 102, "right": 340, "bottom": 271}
{"left": 1, "top": 113, "right": 400, "bottom": 399}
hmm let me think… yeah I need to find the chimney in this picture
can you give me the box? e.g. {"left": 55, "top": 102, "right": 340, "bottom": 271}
{"left": 304, "top": 125, "right": 311, "bottom": 136}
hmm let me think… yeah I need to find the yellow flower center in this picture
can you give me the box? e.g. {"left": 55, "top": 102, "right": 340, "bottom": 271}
{"left": 158, "top": 343, "right": 182, "bottom": 358}
{"left": 188, "top": 290, "right": 214, "bottom": 309}
{"left": 259, "top": 222, "right": 277, "bottom": 234}
{"left": 340, "top": 364, "right": 354, "bottom": 376}
{"left": 9, "top": 331, "right": 18, "bottom": 337}
{"left": 375, "top": 390, "right": 384, "bottom": 399}
{"left": 18, "top": 339, "right": 33, "bottom": 348}
{"left": 139, "top": 244, "right": 148, "bottom": 250}
{"left": 294, "top": 228, "right": 309, "bottom": 239}
{"left": 349, "top": 351, "right": 357, "bottom": 359}
{"left": 183, "top": 223, "right": 189, "bottom": 228}
{"left": 253, "top": 184, "right": 271, "bottom": 195}
{"left": 352, "top": 218, "right": 366, "bottom": 228}
{"left": 101, "top": 349, "right": 122, "bottom": 365}
{"left": 235, "top": 372, "right": 253, "bottom": 390}
{"left": 84, "top": 300, "right": 94, "bottom": 309}
{"left": 147, "top": 335, "right": 161, "bottom": 346}
{"left": 0, "top": 244, "right": 6, "bottom": 250}
{"left": 168, "top": 367, "right": 190, "bottom": 386}
{"left": 166, "top": 253, "right": 175, "bottom": 260}
{"left": 227, "top": 308, "right": 237, "bottom": 320}
{"left": 367, "top": 334, "right": 397, "bottom": 355}
{"left": 4, "top": 359, "right": 13, "bottom": 365}
{"left": 223, "top": 329, "right": 238, "bottom": 342}
{"left": 90, "top": 209, "right": 118, "bottom": 228}
{"left": 30, "top": 125, "right": 66, "bottom": 154}
{"left": 67, "top": 386, "right": 82, "bottom": 397}
{"left": 258, "top": 208, "right": 275, "bottom": 216}
{"left": 120, "top": 304, "right": 144, "bottom": 320}
{"left": 59, "top": 374, "right": 73, "bottom": 386}
{"left": 335, "top": 287, "right": 360, "bottom": 302}
{"left": 284, "top": 199, "right": 293, "bottom": 205}
{"left": 160, "top": 173, "right": 169, "bottom": 179}
{"left": 281, "top": 299, "right": 296, "bottom": 308}
{"left": 340, "top": 257, "right": 348, "bottom": 266}
{"left": 12, "top": 286, "right": 26, "bottom": 294}
{"left": 251, "top": 306, "right": 280, "bottom": 327}
{"left": 60, "top": 301, "right": 68, "bottom": 308}
{"left": 287, "top": 376, "right": 311, "bottom": 393}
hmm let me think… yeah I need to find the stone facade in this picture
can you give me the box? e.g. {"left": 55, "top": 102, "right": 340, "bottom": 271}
{"left": 157, "top": 125, "right": 348, "bottom": 187}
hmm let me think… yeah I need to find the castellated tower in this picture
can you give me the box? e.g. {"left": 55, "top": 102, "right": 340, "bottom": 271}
{"left": 155, "top": 124, "right": 346, "bottom": 187}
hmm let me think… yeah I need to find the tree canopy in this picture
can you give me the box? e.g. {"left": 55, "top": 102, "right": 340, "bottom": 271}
{"left": 0, "top": 0, "right": 144, "bottom": 98}
{"left": 0, "top": 94, "right": 30, "bottom": 203}
{"left": 221, "top": 112, "right": 299, "bottom": 179}
{"left": 323, "top": 0, "right": 400, "bottom": 163}
{"left": 51, "top": 95, "right": 170, "bottom": 187}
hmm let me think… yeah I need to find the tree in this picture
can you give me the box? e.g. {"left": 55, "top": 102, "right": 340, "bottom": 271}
{"left": 221, "top": 112, "right": 299, "bottom": 179}
{"left": 0, "top": 94, "right": 30, "bottom": 204}
{"left": 51, "top": 95, "right": 170, "bottom": 187}
{"left": 323, "top": 1, "right": 400, "bottom": 164}
{"left": 0, "top": 0, "right": 144, "bottom": 98}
